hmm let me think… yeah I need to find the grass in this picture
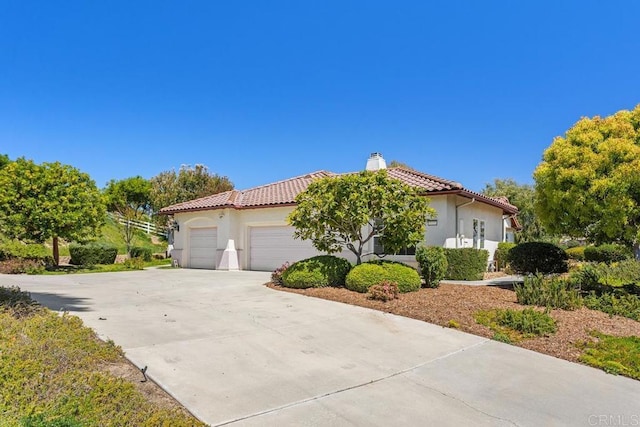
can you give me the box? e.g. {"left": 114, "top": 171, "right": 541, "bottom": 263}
{"left": 475, "top": 307, "right": 557, "bottom": 343}
{"left": 0, "top": 286, "right": 204, "bottom": 426}
{"left": 578, "top": 332, "right": 640, "bottom": 380}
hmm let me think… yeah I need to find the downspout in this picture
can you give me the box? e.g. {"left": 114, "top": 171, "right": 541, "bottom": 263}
{"left": 455, "top": 198, "right": 475, "bottom": 248}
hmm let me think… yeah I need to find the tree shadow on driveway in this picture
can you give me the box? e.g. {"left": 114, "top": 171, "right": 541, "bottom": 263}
{"left": 28, "top": 291, "right": 93, "bottom": 312}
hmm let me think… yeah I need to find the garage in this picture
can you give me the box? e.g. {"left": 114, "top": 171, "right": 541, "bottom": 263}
{"left": 189, "top": 227, "right": 217, "bottom": 269}
{"left": 249, "top": 226, "right": 320, "bottom": 271}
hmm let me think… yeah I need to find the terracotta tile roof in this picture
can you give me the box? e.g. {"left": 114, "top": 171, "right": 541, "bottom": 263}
{"left": 160, "top": 167, "right": 518, "bottom": 215}
{"left": 159, "top": 171, "right": 335, "bottom": 214}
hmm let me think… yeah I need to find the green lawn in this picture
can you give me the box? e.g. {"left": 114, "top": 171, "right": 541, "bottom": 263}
{"left": 579, "top": 332, "right": 640, "bottom": 380}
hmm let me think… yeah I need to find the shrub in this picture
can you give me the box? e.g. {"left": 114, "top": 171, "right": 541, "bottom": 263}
{"left": 415, "top": 246, "right": 448, "bottom": 288}
{"left": 281, "top": 255, "right": 351, "bottom": 289}
{"left": 271, "top": 262, "right": 290, "bottom": 285}
{"left": 346, "top": 261, "right": 421, "bottom": 293}
{"left": 584, "top": 244, "right": 632, "bottom": 264}
{"left": 475, "top": 307, "right": 557, "bottom": 340}
{"left": 123, "top": 257, "right": 145, "bottom": 270}
{"left": 368, "top": 280, "right": 399, "bottom": 302}
{"left": 129, "top": 246, "right": 152, "bottom": 262}
{"left": 494, "top": 242, "right": 516, "bottom": 271}
{"left": 345, "top": 263, "right": 386, "bottom": 293}
{"left": 583, "top": 292, "right": 640, "bottom": 321}
{"left": 69, "top": 243, "right": 118, "bottom": 266}
{"left": 514, "top": 274, "right": 582, "bottom": 310}
{"left": 508, "top": 242, "right": 568, "bottom": 275}
{"left": 565, "top": 246, "right": 586, "bottom": 261}
{"left": 571, "top": 260, "right": 640, "bottom": 295}
{"left": 0, "top": 241, "right": 52, "bottom": 262}
{"left": 443, "top": 248, "right": 488, "bottom": 281}
{"left": 0, "top": 258, "right": 45, "bottom": 275}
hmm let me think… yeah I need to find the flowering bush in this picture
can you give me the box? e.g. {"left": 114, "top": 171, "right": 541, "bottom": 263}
{"left": 367, "top": 280, "right": 399, "bottom": 302}
{"left": 271, "top": 262, "right": 290, "bottom": 285}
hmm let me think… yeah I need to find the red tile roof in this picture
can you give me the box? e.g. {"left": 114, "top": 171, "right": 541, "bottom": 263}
{"left": 159, "top": 167, "right": 518, "bottom": 214}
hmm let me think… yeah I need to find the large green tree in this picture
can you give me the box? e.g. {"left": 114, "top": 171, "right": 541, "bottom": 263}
{"left": 149, "top": 164, "right": 233, "bottom": 218}
{"left": 103, "top": 176, "right": 152, "bottom": 255}
{"left": 0, "top": 154, "right": 9, "bottom": 169}
{"left": 534, "top": 104, "right": 640, "bottom": 248}
{"left": 288, "top": 170, "right": 435, "bottom": 264}
{"left": 482, "top": 178, "right": 547, "bottom": 243}
{"left": 0, "top": 158, "right": 105, "bottom": 264}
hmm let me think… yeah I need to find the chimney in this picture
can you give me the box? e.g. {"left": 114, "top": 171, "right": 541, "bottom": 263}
{"left": 365, "top": 152, "right": 387, "bottom": 171}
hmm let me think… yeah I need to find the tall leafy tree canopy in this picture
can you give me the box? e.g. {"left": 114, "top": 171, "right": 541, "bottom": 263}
{"left": 482, "top": 178, "right": 547, "bottom": 243}
{"left": 0, "top": 158, "right": 105, "bottom": 264}
{"left": 149, "top": 164, "right": 233, "bottom": 214}
{"left": 534, "top": 104, "right": 640, "bottom": 246}
{"left": 0, "top": 154, "right": 9, "bottom": 169}
{"left": 288, "top": 170, "right": 435, "bottom": 264}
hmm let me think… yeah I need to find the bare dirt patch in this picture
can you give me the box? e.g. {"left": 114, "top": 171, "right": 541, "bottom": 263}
{"left": 267, "top": 282, "right": 640, "bottom": 364}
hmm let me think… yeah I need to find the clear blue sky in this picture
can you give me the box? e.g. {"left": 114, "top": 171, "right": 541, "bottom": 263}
{"left": 2, "top": 1, "right": 639, "bottom": 192}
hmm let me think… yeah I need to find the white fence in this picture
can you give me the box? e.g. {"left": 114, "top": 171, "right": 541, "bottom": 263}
{"left": 108, "top": 212, "right": 165, "bottom": 237}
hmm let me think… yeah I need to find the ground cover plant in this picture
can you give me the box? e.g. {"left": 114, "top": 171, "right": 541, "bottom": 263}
{"left": 0, "top": 286, "right": 204, "bottom": 426}
{"left": 475, "top": 307, "right": 557, "bottom": 343}
{"left": 578, "top": 332, "right": 640, "bottom": 379}
{"left": 514, "top": 275, "right": 582, "bottom": 310}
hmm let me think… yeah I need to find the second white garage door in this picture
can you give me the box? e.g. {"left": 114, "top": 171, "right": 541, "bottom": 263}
{"left": 249, "top": 226, "right": 321, "bottom": 271}
{"left": 189, "top": 227, "right": 217, "bottom": 269}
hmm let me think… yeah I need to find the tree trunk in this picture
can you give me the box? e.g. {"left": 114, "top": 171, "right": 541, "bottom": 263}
{"left": 52, "top": 236, "right": 60, "bottom": 266}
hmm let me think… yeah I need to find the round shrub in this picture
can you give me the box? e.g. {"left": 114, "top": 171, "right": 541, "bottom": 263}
{"left": 281, "top": 255, "right": 351, "bottom": 289}
{"left": 565, "top": 246, "right": 586, "bottom": 261}
{"left": 584, "top": 244, "right": 632, "bottom": 264}
{"left": 69, "top": 243, "right": 118, "bottom": 266}
{"left": 415, "top": 246, "right": 448, "bottom": 288}
{"left": 508, "top": 242, "right": 568, "bottom": 275}
{"left": 346, "top": 261, "right": 421, "bottom": 293}
{"left": 129, "top": 246, "right": 152, "bottom": 262}
{"left": 345, "top": 263, "right": 386, "bottom": 293}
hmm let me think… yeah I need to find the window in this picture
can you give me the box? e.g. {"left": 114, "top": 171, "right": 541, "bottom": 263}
{"left": 473, "top": 219, "right": 485, "bottom": 249}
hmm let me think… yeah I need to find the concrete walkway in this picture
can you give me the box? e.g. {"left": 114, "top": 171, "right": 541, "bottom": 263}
{"left": 4, "top": 270, "right": 639, "bottom": 426}
{"left": 440, "top": 275, "right": 524, "bottom": 286}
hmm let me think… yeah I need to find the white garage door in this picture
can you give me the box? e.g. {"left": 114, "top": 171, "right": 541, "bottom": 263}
{"left": 189, "top": 227, "right": 217, "bottom": 269}
{"left": 250, "top": 226, "right": 321, "bottom": 271}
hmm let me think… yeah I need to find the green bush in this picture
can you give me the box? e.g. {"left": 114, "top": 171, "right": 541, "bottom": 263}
{"left": 583, "top": 292, "right": 640, "bottom": 321}
{"left": 281, "top": 255, "right": 352, "bottom": 289}
{"left": 123, "top": 257, "right": 145, "bottom": 270}
{"left": 494, "top": 242, "right": 516, "bottom": 271}
{"left": 129, "top": 246, "right": 152, "bottom": 261}
{"left": 443, "top": 248, "right": 488, "bottom": 280}
{"left": 584, "top": 244, "right": 632, "bottom": 264}
{"left": 0, "top": 241, "right": 51, "bottom": 262}
{"left": 514, "top": 274, "right": 582, "bottom": 310}
{"left": 565, "top": 246, "right": 586, "bottom": 261}
{"left": 69, "top": 243, "right": 118, "bottom": 266}
{"left": 475, "top": 307, "right": 557, "bottom": 341}
{"left": 346, "top": 261, "right": 421, "bottom": 293}
{"left": 508, "top": 242, "right": 568, "bottom": 275}
{"left": 571, "top": 260, "right": 640, "bottom": 294}
{"left": 415, "top": 246, "right": 448, "bottom": 288}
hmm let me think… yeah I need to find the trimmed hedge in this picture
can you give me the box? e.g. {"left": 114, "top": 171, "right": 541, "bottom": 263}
{"left": 494, "top": 242, "right": 516, "bottom": 271}
{"left": 443, "top": 248, "right": 488, "bottom": 281}
{"left": 584, "top": 244, "right": 632, "bottom": 264}
{"left": 345, "top": 261, "right": 421, "bottom": 293}
{"left": 130, "top": 246, "right": 152, "bottom": 262}
{"left": 565, "top": 246, "right": 586, "bottom": 261}
{"left": 281, "top": 255, "right": 352, "bottom": 289}
{"left": 415, "top": 246, "right": 448, "bottom": 288}
{"left": 69, "top": 243, "right": 118, "bottom": 266}
{"left": 508, "top": 242, "right": 568, "bottom": 275}
{"left": 0, "top": 241, "right": 54, "bottom": 265}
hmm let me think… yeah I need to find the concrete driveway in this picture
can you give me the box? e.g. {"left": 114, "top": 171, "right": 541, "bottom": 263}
{"left": 5, "top": 269, "right": 639, "bottom": 426}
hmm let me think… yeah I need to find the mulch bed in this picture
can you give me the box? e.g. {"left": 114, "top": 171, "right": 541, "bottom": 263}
{"left": 266, "top": 282, "right": 640, "bottom": 364}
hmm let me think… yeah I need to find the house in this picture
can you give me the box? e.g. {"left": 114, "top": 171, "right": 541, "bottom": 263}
{"left": 160, "top": 153, "right": 519, "bottom": 271}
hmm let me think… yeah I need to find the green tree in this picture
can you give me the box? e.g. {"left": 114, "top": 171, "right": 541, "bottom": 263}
{"left": 288, "top": 170, "right": 435, "bottom": 264}
{"left": 0, "top": 154, "right": 9, "bottom": 169}
{"left": 388, "top": 160, "right": 414, "bottom": 170}
{"left": 149, "top": 164, "right": 233, "bottom": 219}
{"left": 482, "top": 178, "right": 547, "bottom": 243}
{"left": 534, "top": 104, "right": 640, "bottom": 249}
{"left": 103, "top": 176, "right": 152, "bottom": 255}
{"left": 0, "top": 158, "right": 105, "bottom": 265}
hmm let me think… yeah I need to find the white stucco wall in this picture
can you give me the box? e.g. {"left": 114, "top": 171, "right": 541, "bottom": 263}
{"left": 170, "top": 194, "right": 508, "bottom": 269}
